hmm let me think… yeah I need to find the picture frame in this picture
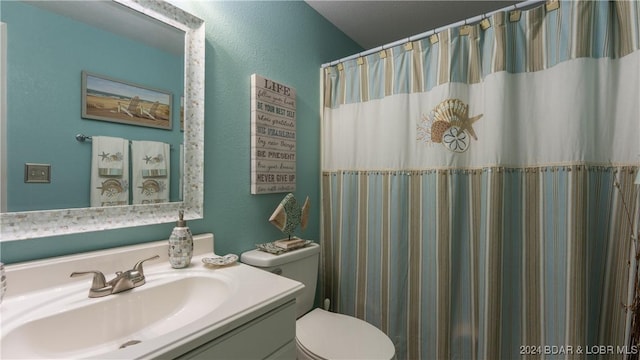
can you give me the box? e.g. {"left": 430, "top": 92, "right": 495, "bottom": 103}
{"left": 81, "top": 71, "right": 172, "bottom": 130}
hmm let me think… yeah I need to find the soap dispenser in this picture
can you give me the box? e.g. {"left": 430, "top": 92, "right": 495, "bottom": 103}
{"left": 169, "top": 210, "right": 193, "bottom": 268}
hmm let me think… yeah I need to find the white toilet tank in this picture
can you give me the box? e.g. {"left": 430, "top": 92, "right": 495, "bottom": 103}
{"left": 240, "top": 243, "right": 319, "bottom": 318}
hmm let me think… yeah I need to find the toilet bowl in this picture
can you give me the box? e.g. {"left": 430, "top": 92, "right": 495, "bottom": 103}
{"left": 241, "top": 243, "right": 395, "bottom": 360}
{"left": 296, "top": 308, "right": 395, "bottom": 360}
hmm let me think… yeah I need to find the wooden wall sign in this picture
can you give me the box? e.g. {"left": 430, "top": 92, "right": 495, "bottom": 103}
{"left": 250, "top": 74, "right": 296, "bottom": 194}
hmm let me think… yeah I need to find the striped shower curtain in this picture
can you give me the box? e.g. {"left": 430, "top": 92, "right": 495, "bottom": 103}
{"left": 320, "top": 1, "right": 640, "bottom": 359}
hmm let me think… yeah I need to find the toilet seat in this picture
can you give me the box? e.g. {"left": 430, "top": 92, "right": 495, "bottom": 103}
{"left": 296, "top": 308, "right": 395, "bottom": 360}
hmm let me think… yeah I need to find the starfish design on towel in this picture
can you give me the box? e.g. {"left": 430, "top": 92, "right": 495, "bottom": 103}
{"left": 143, "top": 154, "right": 164, "bottom": 164}
{"left": 110, "top": 152, "right": 123, "bottom": 162}
{"left": 99, "top": 152, "right": 123, "bottom": 162}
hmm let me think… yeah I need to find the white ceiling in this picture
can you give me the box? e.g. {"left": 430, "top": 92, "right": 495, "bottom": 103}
{"left": 26, "top": 1, "right": 184, "bottom": 55}
{"left": 305, "top": 1, "right": 521, "bottom": 50}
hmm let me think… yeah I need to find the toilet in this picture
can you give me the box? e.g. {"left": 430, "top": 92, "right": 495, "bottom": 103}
{"left": 241, "top": 243, "right": 396, "bottom": 360}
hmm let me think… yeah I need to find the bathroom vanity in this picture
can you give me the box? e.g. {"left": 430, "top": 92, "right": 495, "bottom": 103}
{"left": 0, "top": 234, "right": 303, "bottom": 359}
{"left": 176, "top": 300, "right": 297, "bottom": 359}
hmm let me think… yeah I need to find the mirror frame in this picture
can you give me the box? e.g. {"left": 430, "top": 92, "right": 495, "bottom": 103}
{"left": 0, "top": 0, "right": 205, "bottom": 242}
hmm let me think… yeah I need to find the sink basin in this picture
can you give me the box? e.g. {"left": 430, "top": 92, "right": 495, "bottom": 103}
{"left": 0, "top": 234, "right": 304, "bottom": 359}
{"left": 1, "top": 272, "right": 233, "bottom": 359}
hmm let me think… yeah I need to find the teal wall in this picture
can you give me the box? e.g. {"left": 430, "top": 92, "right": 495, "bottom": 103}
{"left": 0, "top": 1, "right": 362, "bottom": 263}
{"left": 2, "top": 2, "right": 184, "bottom": 211}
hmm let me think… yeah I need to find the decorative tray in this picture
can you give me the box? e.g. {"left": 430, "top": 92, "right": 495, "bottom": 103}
{"left": 202, "top": 254, "right": 238, "bottom": 267}
{"left": 256, "top": 240, "right": 312, "bottom": 255}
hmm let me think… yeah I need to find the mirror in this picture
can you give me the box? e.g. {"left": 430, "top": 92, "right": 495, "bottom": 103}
{"left": 0, "top": 0, "right": 204, "bottom": 241}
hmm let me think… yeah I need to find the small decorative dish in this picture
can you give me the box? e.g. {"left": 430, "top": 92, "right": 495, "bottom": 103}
{"left": 202, "top": 254, "right": 239, "bottom": 267}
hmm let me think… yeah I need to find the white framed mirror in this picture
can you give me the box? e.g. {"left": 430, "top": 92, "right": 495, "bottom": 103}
{"left": 0, "top": 0, "right": 204, "bottom": 241}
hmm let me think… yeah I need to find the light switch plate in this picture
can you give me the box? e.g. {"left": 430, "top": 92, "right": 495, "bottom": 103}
{"left": 25, "top": 163, "right": 51, "bottom": 183}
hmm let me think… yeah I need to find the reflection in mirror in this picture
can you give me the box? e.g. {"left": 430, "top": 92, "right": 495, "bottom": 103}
{"left": 3, "top": 0, "right": 184, "bottom": 211}
{"left": 0, "top": 0, "right": 205, "bottom": 241}
{"left": 1, "top": 21, "right": 6, "bottom": 214}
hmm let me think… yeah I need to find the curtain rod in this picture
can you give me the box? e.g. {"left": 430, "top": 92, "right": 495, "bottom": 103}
{"left": 321, "top": 0, "right": 545, "bottom": 68}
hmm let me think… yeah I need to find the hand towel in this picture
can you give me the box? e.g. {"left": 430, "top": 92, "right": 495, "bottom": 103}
{"left": 132, "top": 140, "right": 170, "bottom": 204}
{"left": 91, "top": 136, "right": 129, "bottom": 207}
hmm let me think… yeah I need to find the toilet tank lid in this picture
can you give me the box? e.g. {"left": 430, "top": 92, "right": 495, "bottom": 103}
{"left": 241, "top": 242, "right": 319, "bottom": 267}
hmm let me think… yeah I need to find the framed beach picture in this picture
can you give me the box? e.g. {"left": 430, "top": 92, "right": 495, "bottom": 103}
{"left": 81, "top": 71, "right": 172, "bottom": 130}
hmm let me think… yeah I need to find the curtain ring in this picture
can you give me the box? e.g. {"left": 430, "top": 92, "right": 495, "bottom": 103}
{"left": 480, "top": 14, "right": 491, "bottom": 30}
{"left": 509, "top": 5, "right": 522, "bottom": 22}
{"left": 460, "top": 18, "right": 471, "bottom": 35}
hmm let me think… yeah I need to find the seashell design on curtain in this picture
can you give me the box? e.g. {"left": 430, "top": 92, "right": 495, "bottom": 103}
{"left": 320, "top": 1, "right": 639, "bottom": 359}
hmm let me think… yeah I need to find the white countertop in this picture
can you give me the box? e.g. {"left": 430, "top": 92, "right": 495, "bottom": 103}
{"left": 1, "top": 233, "right": 304, "bottom": 359}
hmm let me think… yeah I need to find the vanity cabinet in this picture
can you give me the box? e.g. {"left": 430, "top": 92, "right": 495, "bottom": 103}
{"left": 176, "top": 300, "right": 297, "bottom": 360}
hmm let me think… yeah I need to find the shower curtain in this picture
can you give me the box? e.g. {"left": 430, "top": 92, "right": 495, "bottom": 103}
{"left": 320, "top": 2, "right": 639, "bottom": 359}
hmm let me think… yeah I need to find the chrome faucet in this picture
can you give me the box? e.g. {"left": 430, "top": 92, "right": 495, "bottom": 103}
{"left": 70, "top": 255, "right": 159, "bottom": 298}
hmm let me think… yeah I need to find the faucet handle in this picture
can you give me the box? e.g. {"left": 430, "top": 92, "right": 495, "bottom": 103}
{"left": 132, "top": 255, "right": 160, "bottom": 275}
{"left": 70, "top": 271, "right": 107, "bottom": 289}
